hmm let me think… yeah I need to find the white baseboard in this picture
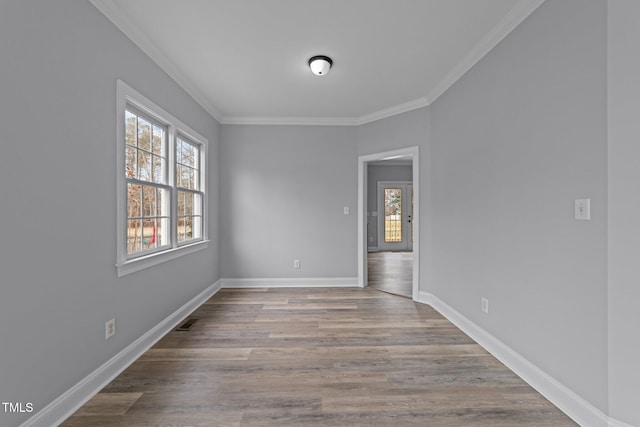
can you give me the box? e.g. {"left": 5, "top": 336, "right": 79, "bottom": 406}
{"left": 221, "top": 277, "right": 359, "bottom": 288}
{"left": 21, "top": 280, "right": 222, "bottom": 427}
{"left": 416, "top": 291, "right": 613, "bottom": 427}
{"left": 367, "top": 246, "right": 379, "bottom": 252}
{"left": 608, "top": 418, "right": 636, "bottom": 427}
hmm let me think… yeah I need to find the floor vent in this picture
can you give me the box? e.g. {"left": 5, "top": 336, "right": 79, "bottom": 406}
{"left": 176, "top": 318, "right": 198, "bottom": 331}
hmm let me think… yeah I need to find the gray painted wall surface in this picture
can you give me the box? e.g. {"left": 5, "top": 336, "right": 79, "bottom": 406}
{"left": 367, "top": 165, "right": 413, "bottom": 247}
{"left": 0, "top": 1, "right": 220, "bottom": 425}
{"left": 607, "top": 1, "right": 640, "bottom": 425}
{"left": 220, "top": 125, "right": 358, "bottom": 279}
{"left": 429, "top": 0, "right": 608, "bottom": 412}
{"left": 357, "top": 107, "right": 432, "bottom": 291}
{"left": 357, "top": 107, "right": 430, "bottom": 158}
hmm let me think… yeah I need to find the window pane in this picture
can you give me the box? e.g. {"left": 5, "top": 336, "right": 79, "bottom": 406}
{"left": 152, "top": 155, "right": 164, "bottom": 184}
{"left": 125, "top": 146, "right": 137, "bottom": 178}
{"left": 176, "top": 164, "right": 182, "bottom": 188}
{"left": 384, "top": 188, "right": 402, "bottom": 243}
{"left": 137, "top": 117, "right": 151, "bottom": 151}
{"left": 125, "top": 111, "right": 137, "bottom": 147}
{"left": 180, "top": 140, "right": 192, "bottom": 167}
{"left": 175, "top": 190, "right": 183, "bottom": 216}
{"left": 152, "top": 125, "right": 164, "bottom": 155}
{"left": 184, "top": 192, "right": 193, "bottom": 216}
{"left": 177, "top": 217, "right": 186, "bottom": 243}
{"left": 143, "top": 186, "right": 156, "bottom": 217}
{"left": 127, "top": 219, "right": 142, "bottom": 254}
{"left": 176, "top": 139, "right": 183, "bottom": 164}
{"left": 142, "top": 219, "right": 157, "bottom": 250}
{"left": 127, "top": 184, "right": 142, "bottom": 218}
{"left": 191, "top": 144, "right": 199, "bottom": 169}
{"left": 178, "top": 138, "right": 199, "bottom": 168}
{"left": 179, "top": 167, "right": 191, "bottom": 189}
{"left": 184, "top": 216, "right": 193, "bottom": 240}
{"left": 138, "top": 150, "right": 151, "bottom": 181}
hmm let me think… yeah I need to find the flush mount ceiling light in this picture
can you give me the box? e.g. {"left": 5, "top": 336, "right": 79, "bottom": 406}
{"left": 308, "top": 55, "right": 333, "bottom": 76}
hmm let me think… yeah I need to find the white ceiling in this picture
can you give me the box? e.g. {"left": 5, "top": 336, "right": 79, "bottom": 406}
{"left": 90, "top": 0, "right": 545, "bottom": 125}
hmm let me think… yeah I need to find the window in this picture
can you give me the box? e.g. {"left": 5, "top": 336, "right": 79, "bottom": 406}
{"left": 116, "top": 80, "right": 208, "bottom": 276}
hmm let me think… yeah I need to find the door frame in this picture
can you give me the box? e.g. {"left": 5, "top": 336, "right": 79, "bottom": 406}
{"left": 358, "top": 146, "right": 420, "bottom": 300}
{"left": 377, "top": 181, "right": 413, "bottom": 251}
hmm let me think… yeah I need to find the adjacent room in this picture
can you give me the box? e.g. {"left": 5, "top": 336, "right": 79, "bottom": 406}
{"left": 1, "top": 0, "right": 639, "bottom": 426}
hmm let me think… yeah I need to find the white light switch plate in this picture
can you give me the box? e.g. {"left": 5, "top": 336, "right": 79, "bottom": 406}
{"left": 575, "top": 198, "right": 591, "bottom": 220}
{"left": 343, "top": 206, "right": 349, "bottom": 215}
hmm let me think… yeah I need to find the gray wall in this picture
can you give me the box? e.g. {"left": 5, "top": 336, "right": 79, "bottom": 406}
{"left": 220, "top": 125, "right": 358, "bottom": 279}
{"left": 429, "top": 0, "right": 608, "bottom": 413}
{"left": 367, "top": 164, "right": 413, "bottom": 248}
{"left": 0, "top": 1, "right": 220, "bottom": 426}
{"left": 357, "top": 107, "right": 430, "bottom": 157}
{"left": 607, "top": 1, "right": 640, "bottom": 425}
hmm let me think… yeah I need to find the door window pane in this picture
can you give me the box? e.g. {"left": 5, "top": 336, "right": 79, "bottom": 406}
{"left": 384, "top": 188, "right": 402, "bottom": 243}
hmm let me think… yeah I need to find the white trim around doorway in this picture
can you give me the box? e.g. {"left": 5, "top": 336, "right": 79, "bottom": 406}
{"left": 357, "top": 146, "right": 420, "bottom": 300}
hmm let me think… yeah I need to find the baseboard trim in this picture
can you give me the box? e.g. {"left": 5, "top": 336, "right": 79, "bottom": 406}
{"left": 221, "top": 277, "right": 359, "bottom": 288}
{"left": 608, "top": 418, "right": 636, "bottom": 427}
{"left": 367, "top": 247, "right": 379, "bottom": 252}
{"left": 416, "top": 291, "right": 610, "bottom": 427}
{"left": 21, "top": 280, "right": 222, "bottom": 427}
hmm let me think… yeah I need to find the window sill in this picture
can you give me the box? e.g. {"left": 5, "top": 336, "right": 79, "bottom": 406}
{"left": 116, "top": 240, "right": 209, "bottom": 277}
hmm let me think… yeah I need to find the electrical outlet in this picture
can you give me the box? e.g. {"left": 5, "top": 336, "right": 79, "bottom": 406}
{"left": 294, "top": 259, "right": 301, "bottom": 269}
{"left": 575, "top": 198, "right": 591, "bottom": 220}
{"left": 481, "top": 298, "right": 489, "bottom": 314}
{"left": 105, "top": 318, "right": 116, "bottom": 340}
{"left": 343, "top": 206, "right": 350, "bottom": 215}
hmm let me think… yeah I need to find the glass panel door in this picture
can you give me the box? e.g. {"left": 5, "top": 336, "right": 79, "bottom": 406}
{"left": 377, "top": 181, "right": 413, "bottom": 251}
{"left": 384, "top": 187, "right": 403, "bottom": 243}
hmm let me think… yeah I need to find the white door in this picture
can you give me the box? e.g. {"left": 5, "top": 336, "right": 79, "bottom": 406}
{"left": 377, "top": 181, "right": 413, "bottom": 251}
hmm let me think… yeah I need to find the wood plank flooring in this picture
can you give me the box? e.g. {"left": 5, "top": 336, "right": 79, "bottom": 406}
{"left": 368, "top": 251, "right": 413, "bottom": 298}
{"left": 61, "top": 287, "right": 576, "bottom": 426}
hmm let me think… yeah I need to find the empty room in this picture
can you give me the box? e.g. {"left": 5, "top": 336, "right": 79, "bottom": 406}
{"left": 1, "top": 0, "right": 638, "bottom": 426}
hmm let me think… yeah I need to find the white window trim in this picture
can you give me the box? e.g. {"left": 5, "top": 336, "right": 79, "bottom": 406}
{"left": 116, "top": 79, "right": 208, "bottom": 277}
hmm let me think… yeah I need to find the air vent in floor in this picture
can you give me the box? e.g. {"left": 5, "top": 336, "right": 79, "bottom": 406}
{"left": 175, "top": 318, "right": 198, "bottom": 331}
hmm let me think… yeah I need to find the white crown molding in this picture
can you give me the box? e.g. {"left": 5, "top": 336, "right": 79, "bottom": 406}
{"left": 220, "top": 116, "right": 360, "bottom": 126}
{"left": 91, "top": 0, "right": 546, "bottom": 127}
{"left": 426, "top": 0, "right": 547, "bottom": 104}
{"left": 221, "top": 97, "right": 430, "bottom": 126}
{"left": 354, "top": 97, "right": 430, "bottom": 126}
{"left": 88, "top": 0, "right": 224, "bottom": 123}
{"left": 21, "top": 280, "right": 222, "bottom": 427}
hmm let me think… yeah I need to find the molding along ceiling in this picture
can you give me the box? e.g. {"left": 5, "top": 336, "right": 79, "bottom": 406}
{"left": 90, "top": 0, "right": 546, "bottom": 126}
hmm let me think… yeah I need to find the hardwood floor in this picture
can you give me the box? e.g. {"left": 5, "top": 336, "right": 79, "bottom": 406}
{"left": 62, "top": 287, "right": 576, "bottom": 426}
{"left": 368, "top": 251, "right": 413, "bottom": 298}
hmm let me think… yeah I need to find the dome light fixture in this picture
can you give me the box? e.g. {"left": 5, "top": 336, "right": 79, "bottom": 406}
{"left": 308, "top": 55, "right": 333, "bottom": 76}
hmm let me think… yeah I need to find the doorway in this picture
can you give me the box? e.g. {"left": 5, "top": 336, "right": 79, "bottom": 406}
{"left": 357, "top": 147, "right": 420, "bottom": 301}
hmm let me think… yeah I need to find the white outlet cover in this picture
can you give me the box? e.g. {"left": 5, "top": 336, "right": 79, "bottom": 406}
{"left": 343, "top": 206, "right": 349, "bottom": 215}
{"left": 575, "top": 198, "right": 591, "bottom": 220}
{"left": 105, "top": 318, "right": 116, "bottom": 340}
{"left": 481, "top": 298, "right": 489, "bottom": 314}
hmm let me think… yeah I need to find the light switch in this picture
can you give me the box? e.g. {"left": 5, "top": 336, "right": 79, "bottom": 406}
{"left": 343, "top": 206, "right": 349, "bottom": 215}
{"left": 575, "top": 198, "right": 591, "bottom": 220}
